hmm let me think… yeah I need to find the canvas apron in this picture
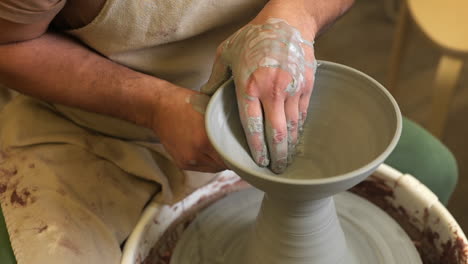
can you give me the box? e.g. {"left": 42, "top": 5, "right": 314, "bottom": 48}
{"left": 0, "top": 0, "right": 266, "bottom": 263}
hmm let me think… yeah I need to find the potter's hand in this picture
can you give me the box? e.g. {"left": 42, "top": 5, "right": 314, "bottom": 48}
{"left": 151, "top": 86, "right": 226, "bottom": 172}
{"left": 202, "top": 18, "right": 317, "bottom": 173}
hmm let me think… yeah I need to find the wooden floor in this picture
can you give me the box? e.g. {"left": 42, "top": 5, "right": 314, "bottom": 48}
{"left": 316, "top": 0, "right": 468, "bottom": 230}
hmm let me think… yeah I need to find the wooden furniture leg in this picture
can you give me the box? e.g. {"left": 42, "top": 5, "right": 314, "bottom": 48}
{"left": 387, "top": 1, "right": 411, "bottom": 98}
{"left": 429, "top": 55, "right": 464, "bottom": 138}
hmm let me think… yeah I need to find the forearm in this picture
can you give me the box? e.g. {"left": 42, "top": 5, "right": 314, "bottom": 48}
{"left": 0, "top": 32, "right": 174, "bottom": 128}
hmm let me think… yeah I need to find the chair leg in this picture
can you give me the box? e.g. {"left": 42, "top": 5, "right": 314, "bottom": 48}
{"left": 428, "top": 55, "right": 464, "bottom": 138}
{"left": 387, "top": 1, "right": 410, "bottom": 98}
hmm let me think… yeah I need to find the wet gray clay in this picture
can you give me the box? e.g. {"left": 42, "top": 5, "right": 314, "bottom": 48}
{"left": 182, "top": 61, "right": 403, "bottom": 264}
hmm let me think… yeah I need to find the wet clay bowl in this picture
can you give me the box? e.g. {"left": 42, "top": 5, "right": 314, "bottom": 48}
{"left": 204, "top": 60, "right": 402, "bottom": 199}
{"left": 200, "top": 61, "right": 403, "bottom": 264}
{"left": 120, "top": 165, "right": 468, "bottom": 264}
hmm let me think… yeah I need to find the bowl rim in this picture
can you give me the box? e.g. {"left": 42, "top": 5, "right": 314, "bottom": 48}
{"left": 205, "top": 60, "right": 402, "bottom": 186}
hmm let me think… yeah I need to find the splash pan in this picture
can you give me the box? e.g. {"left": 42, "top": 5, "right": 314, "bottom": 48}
{"left": 121, "top": 166, "right": 468, "bottom": 264}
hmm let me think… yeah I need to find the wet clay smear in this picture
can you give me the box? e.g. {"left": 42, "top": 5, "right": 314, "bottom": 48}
{"left": 349, "top": 176, "right": 468, "bottom": 264}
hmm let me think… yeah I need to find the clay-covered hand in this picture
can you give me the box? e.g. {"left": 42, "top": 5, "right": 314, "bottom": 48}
{"left": 202, "top": 18, "right": 317, "bottom": 173}
{"left": 151, "top": 86, "right": 226, "bottom": 173}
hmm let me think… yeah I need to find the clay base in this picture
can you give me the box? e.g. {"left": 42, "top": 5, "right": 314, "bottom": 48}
{"left": 170, "top": 188, "right": 421, "bottom": 264}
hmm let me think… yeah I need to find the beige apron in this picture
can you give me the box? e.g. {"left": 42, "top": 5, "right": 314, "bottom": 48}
{"left": 0, "top": 0, "right": 266, "bottom": 263}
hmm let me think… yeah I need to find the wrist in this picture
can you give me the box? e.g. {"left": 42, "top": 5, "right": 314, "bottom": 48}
{"left": 143, "top": 80, "right": 192, "bottom": 134}
{"left": 252, "top": 1, "right": 318, "bottom": 40}
{"left": 257, "top": 0, "right": 354, "bottom": 39}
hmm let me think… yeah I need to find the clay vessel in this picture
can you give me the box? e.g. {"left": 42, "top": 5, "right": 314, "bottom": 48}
{"left": 203, "top": 61, "right": 402, "bottom": 264}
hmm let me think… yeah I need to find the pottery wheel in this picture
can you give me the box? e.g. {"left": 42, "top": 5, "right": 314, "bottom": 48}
{"left": 170, "top": 188, "right": 422, "bottom": 264}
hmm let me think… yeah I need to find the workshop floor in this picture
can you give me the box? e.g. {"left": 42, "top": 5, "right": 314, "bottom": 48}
{"left": 315, "top": 0, "right": 468, "bottom": 231}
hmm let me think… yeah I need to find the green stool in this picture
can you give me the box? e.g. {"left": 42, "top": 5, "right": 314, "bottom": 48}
{"left": 0, "top": 117, "right": 458, "bottom": 263}
{"left": 386, "top": 118, "right": 458, "bottom": 205}
{"left": 0, "top": 205, "right": 15, "bottom": 264}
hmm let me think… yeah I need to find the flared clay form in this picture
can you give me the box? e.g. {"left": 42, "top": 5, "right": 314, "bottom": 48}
{"left": 205, "top": 61, "right": 402, "bottom": 201}
{"left": 203, "top": 61, "right": 402, "bottom": 264}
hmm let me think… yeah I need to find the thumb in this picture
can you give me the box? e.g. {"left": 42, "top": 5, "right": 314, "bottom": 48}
{"left": 200, "top": 47, "right": 232, "bottom": 95}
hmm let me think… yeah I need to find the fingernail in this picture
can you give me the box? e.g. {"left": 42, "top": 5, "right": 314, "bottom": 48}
{"left": 298, "top": 112, "right": 307, "bottom": 136}
{"left": 287, "top": 145, "right": 296, "bottom": 165}
{"left": 255, "top": 144, "right": 269, "bottom": 167}
{"left": 271, "top": 158, "right": 287, "bottom": 174}
{"left": 287, "top": 120, "right": 297, "bottom": 165}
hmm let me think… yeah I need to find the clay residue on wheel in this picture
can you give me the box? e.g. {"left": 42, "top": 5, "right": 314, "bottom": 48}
{"left": 349, "top": 175, "right": 468, "bottom": 264}
{"left": 143, "top": 179, "right": 250, "bottom": 264}
{"left": 143, "top": 215, "right": 195, "bottom": 264}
